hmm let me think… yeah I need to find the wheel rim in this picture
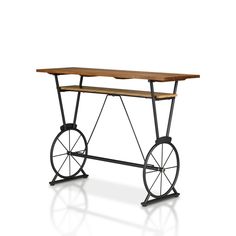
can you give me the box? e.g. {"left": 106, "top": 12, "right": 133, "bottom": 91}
{"left": 50, "top": 128, "right": 88, "bottom": 179}
{"left": 143, "top": 142, "right": 179, "bottom": 198}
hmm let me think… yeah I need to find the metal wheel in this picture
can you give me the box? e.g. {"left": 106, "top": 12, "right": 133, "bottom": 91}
{"left": 143, "top": 141, "right": 179, "bottom": 198}
{"left": 50, "top": 128, "right": 88, "bottom": 179}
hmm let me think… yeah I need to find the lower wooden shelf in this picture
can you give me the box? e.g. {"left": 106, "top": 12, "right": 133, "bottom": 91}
{"left": 60, "top": 85, "right": 176, "bottom": 100}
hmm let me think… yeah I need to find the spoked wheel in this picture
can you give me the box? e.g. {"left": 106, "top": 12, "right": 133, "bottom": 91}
{"left": 143, "top": 141, "right": 179, "bottom": 198}
{"left": 50, "top": 128, "right": 88, "bottom": 179}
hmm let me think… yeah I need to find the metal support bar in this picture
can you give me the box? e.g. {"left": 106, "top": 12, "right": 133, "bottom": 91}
{"left": 119, "top": 96, "right": 145, "bottom": 161}
{"left": 87, "top": 95, "right": 109, "bottom": 144}
{"left": 73, "top": 76, "right": 84, "bottom": 127}
{"left": 73, "top": 153, "right": 160, "bottom": 171}
{"left": 149, "top": 81, "right": 159, "bottom": 140}
{"left": 50, "top": 173, "right": 58, "bottom": 184}
{"left": 172, "top": 187, "right": 178, "bottom": 194}
{"left": 55, "top": 75, "right": 66, "bottom": 129}
{"left": 166, "top": 81, "right": 178, "bottom": 137}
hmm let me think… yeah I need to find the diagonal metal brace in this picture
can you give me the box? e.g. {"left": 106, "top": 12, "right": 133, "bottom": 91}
{"left": 119, "top": 96, "right": 145, "bottom": 161}
{"left": 87, "top": 95, "right": 109, "bottom": 144}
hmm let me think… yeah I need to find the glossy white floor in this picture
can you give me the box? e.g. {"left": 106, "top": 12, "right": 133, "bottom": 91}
{"left": 1, "top": 1, "right": 236, "bottom": 235}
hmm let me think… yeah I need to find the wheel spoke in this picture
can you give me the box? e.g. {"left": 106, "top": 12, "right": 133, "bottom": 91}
{"left": 53, "top": 153, "right": 67, "bottom": 158}
{"left": 160, "top": 144, "right": 163, "bottom": 195}
{"left": 163, "top": 148, "right": 174, "bottom": 168}
{"left": 71, "top": 155, "right": 82, "bottom": 167}
{"left": 146, "top": 169, "right": 159, "bottom": 174}
{"left": 165, "top": 166, "right": 177, "bottom": 170}
{"left": 57, "top": 155, "right": 69, "bottom": 173}
{"left": 69, "top": 156, "right": 71, "bottom": 176}
{"left": 151, "top": 153, "right": 161, "bottom": 168}
{"left": 58, "top": 138, "right": 68, "bottom": 152}
{"left": 149, "top": 172, "right": 161, "bottom": 191}
{"left": 161, "top": 144, "right": 163, "bottom": 167}
{"left": 69, "top": 130, "right": 71, "bottom": 151}
{"left": 163, "top": 172, "right": 173, "bottom": 187}
{"left": 70, "top": 135, "right": 82, "bottom": 151}
{"left": 160, "top": 172, "right": 163, "bottom": 195}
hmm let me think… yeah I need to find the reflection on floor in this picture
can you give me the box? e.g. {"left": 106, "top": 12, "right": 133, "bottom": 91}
{"left": 50, "top": 178, "right": 178, "bottom": 236}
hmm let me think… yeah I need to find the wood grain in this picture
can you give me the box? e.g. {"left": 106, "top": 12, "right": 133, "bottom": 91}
{"left": 37, "top": 67, "right": 200, "bottom": 82}
{"left": 60, "top": 85, "right": 177, "bottom": 100}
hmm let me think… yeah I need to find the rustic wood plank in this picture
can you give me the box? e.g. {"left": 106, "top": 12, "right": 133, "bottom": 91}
{"left": 60, "top": 85, "right": 176, "bottom": 100}
{"left": 37, "top": 67, "right": 200, "bottom": 82}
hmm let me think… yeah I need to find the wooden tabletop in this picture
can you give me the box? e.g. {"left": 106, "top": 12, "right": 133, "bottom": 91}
{"left": 36, "top": 67, "right": 199, "bottom": 82}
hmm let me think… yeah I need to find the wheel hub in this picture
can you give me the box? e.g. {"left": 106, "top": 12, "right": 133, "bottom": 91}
{"left": 160, "top": 167, "right": 165, "bottom": 173}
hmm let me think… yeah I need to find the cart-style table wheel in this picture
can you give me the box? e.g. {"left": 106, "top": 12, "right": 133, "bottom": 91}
{"left": 50, "top": 128, "right": 88, "bottom": 179}
{"left": 143, "top": 141, "right": 179, "bottom": 198}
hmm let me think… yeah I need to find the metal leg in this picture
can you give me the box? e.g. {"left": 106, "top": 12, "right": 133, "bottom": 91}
{"left": 55, "top": 75, "right": 66, "bottom": 129}
{"left": 166, "top": 81, "right": 178, "bottom": 137}
{"left": 149, "top": 81, "right": 159, "bottom": 141}
{"left": 73, "top": 76, "right": 84, "bottom": 128}
{"left": 51, "top": 75, "right": 89, "bottom": 186}
{"left": 141, "top": 81, "right": 180, "bottom": 206}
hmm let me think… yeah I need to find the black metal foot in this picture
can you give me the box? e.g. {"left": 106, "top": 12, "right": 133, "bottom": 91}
{"left": 49, "top": 174, "right": 89, "bottom": 186}
{"left": 141, "top": 192, "right": 180, "bottom": 207}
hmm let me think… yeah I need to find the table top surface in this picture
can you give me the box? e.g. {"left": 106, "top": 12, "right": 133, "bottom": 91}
{"left": 36, "top": 67, "right": 200, "bottom": 82}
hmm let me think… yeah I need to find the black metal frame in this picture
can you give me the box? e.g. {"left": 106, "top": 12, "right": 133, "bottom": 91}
{"left": 149, "top": 80, "right": 179, "bottom": 141}
{"left": 73, "top": 76, "right": 83, "bottom": 128}
{"left": 50, "top": 75, "right": 180, "bottom": 205}
{"left": 55, "top": 75, "right": 66, "bottom": 129}
{"left": 50, "top": 75, "right": 88, "bottom": 185}
{"left": 141, "top": 80, "right": 179, "bottom": 206}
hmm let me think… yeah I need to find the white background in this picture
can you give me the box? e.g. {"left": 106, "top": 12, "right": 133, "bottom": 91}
{"left": 0, "top": 0, "right": 235, "bottom": 235}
